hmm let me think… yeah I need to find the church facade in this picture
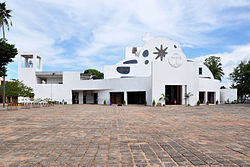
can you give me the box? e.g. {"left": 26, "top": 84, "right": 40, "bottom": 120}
{"left": 18, "top": 36, "right": 224, "bottom": 106}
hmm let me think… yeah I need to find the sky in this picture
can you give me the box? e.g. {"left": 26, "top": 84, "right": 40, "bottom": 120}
{"left": 2, "top": 0, "right": 250, "bottom": 88}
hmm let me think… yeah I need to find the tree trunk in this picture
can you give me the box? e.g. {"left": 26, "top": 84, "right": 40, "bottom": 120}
{"left": 2, "top": 25, "right": 6, "bottom": 108}
{"left": 2, "top": 24, "right": 5, "bottom": 39}
{"left": 3, "top": 76, "right": 5, "bottom": 108}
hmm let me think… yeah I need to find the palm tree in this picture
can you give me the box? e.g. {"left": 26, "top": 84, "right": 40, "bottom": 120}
{"left": 184, "top": 92, "right": 193, "bottom": 106}
{"left": 0, "top": 2, "right": 12, "bottom": 39}
{"left": 159, "top": 93, "right": 169, "bottom": 105}
{"left": 0, "top": 2, "right": 12, "bottom": 108}
{"left": 204, "top": 56, "right": 224, "bottom": 81}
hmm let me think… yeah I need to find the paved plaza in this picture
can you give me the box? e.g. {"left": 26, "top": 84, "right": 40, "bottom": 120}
{"left": 0, "top": 104, "right": 249, "bottom": 167}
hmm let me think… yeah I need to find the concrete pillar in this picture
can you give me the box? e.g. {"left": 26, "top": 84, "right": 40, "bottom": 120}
{"left": 204, "top": 91, "right": 207, "bottom": 104}
{"left": 79, "top": 91, "right": 83, "bottom": 104}
{"left": 184, "top": 85, "right": 187, "bottom": 105}
{"left": 124, "top": 91, "right": 127, "bottom": 105}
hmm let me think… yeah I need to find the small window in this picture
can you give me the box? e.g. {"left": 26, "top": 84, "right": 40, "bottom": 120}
{"left": 123, "top": 59, "right": 138, "bottom": 64}
{"left": 174, "top": 45, "right": 177, "bottom": 48}
{"left": 132, "top": 47, "right": 137, "bottom": 54}
{"left": 143, "top": 50, "right": 149, "bottom": 57}
{"left": 199, "top": 67, "right": 202, "bottom": 75}
{"left": 145, "top": 60, "right": 149, "bottom": 65}
{"left": 117, "top": 67, "right": 130, "bottom": 74}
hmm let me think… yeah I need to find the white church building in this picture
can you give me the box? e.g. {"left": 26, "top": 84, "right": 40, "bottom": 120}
{"left": 18, "top": 35, "right": 235, "bottom": 106}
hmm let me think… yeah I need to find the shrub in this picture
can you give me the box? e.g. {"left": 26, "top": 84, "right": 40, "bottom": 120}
{"left": 152, "top": 100, "right": 156, "bottom": 106}
{"left": 197, "top": 100, "right": 200, "bottom": 106}
{"left": 216, "top": 100, "right": 219, "bottom": 105}
{"left": 207, "top": 100, "right": 209, "bottom": 105}
{"left": 144, "top": 101, "right": 147, "bottom": 105}
{"left": 104, "top": 100, "right": 106, "bottom": 105}
{"left": 123, "top": 100, "right": 126, "bottom": 105}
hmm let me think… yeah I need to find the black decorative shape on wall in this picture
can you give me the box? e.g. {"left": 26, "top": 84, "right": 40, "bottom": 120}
{"left": 123, "top": 59, "right": 138, "bottom": 64}
{"left": 143, "top": 50, "right": 149, "bottom": 57}
{"left": 153, "top": 45, "right": 168, "bottom": 61}
{"left": 117, "top": 66, "right": 130, "bottom": 74}
{"left": 145, "top": 60, "right": 149, "bottom": 64}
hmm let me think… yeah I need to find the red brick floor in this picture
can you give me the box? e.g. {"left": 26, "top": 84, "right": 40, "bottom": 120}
{"left": 0, "top": 104, "right": 249, "bottom": 167}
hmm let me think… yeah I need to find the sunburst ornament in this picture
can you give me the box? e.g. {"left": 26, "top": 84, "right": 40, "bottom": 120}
{"left": 153, "top": 44, "right": 168, "bottom": 61}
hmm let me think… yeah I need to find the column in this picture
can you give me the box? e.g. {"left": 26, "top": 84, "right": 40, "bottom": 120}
{"left": 204, "top": 91, "right": 207, "bottom": 104}
{"left": 124, "top": 91, "right": 127, "bottom": 105}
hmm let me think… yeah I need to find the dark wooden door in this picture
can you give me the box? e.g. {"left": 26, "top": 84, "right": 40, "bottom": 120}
{"left": 110, "top": 92, "right": 124, "bottom": 104}
{"left": 72, "top": 92, "right": 79, "bottom": 104}
{"left": 199, "top": 92, "right": 205, "bottom": 104}
{"left": 94, "top": 93, "right": 98, "bottom": 104}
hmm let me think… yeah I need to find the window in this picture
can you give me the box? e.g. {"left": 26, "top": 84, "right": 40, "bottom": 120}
{"left": 143, "top": 50, "right": 149, "bottom": 57}
{"left": 199, "top": 67, "right": 202, "bottom": 75}
{"left": 123, "top": 59, "right": 137, "bottom": 64}
{"left": 116, "top": 67, "right": 130, "bottom": 74}
{"left": 174, "top": 45, "right": 177, "bottom": 48}
{"left": 37, "top": 57, "right": 41, "bottom": 69}
{"left": 145, "top": 60, "right": 149, "bottom": 65}
{"left": 132, "top": 47, "right": 137, "bottom": 54}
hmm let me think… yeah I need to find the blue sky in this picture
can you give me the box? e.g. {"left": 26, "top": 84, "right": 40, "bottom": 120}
{"left": 2, "top": 0, "right": 250, "bottom": 87}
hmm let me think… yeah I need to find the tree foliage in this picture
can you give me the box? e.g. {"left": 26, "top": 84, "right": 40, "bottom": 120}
{"left": 0, "top": 39, "right": 18, "bottom": 76}
{"left": 220, "top": 86, "right": 226, "bottom": 89}
{"left": 84, "top": 69, "right": 104, "bottom": 79}
{"left": 0, "top": 2, "right": 12, "bottom": 39}
{"left": 0, "top": 66, "right": 7, "bottom": 76}
{"left": 204, "top": 56, "right": 224, "bottom": 81}
{"left": 229, "top": 60, "right": 250, "bottom": 102}
{"left": 0, "top": 80, "right": 34, "bottom": 98}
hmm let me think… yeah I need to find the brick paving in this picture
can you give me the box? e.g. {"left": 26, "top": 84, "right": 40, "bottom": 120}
{"left": 0, "top": 104, "right": 249, "bottom": 167}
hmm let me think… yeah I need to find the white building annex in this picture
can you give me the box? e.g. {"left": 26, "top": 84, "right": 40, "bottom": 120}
{"left": 18, "top": 35, "right": 226, "bottom": 106}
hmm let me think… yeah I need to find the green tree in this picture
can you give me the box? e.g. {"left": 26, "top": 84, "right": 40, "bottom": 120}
{"left": 0, "top": 2, "right": 14, "bottom": 108}
{"left": 229, "top": 60, "right": 250, "bottom": 103}
{"left": 0, "top": 2, "right": 12, "bottom": 39}
{"left": 0, "top": 80, "right": 34, "bottom": 99}
{"left": 0, "top": 39, "right": 18, "bottom": 107}
{"left": 0, "top": 39, "right": 17, "bottom": 67}
{"left": 84, "top": 69, "right": 104, "bottom": 79}
{"left": 204, "top": 56, "right": 224, "bottom": 81}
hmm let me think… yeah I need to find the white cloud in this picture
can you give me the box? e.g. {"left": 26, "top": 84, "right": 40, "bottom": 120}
{"left": 195, "top": 44, "right": 250, "bottom": 88}
{"left": 2, "top": 0, "right": 250, "bottom": 79}
{"left": 181, "top": 43, "right": 194, "bottom": 48}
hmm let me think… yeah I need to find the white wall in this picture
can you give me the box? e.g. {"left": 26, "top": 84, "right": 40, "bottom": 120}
{"left": 125, "top": 47, "right": 141, "bottom": 59}
{"left": 197, "top": 62, "right": 214, "bottom": 79}
{"left": 152, "top": 61, "right": 199, "bottom": 106}
{"left": 199, "top": 78, "right": 220, "bottom": 104}
{"left": 34, "top": 84, "right": 68, "bottom": 102}
{"left": 220, "top": 89, "right": 237, "bottom": 103}
{"left": 46, "top": 77, "right": 63, "bottom": 84}
{"left": 34, "top": 71, "right": 151, "bottom": 104}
